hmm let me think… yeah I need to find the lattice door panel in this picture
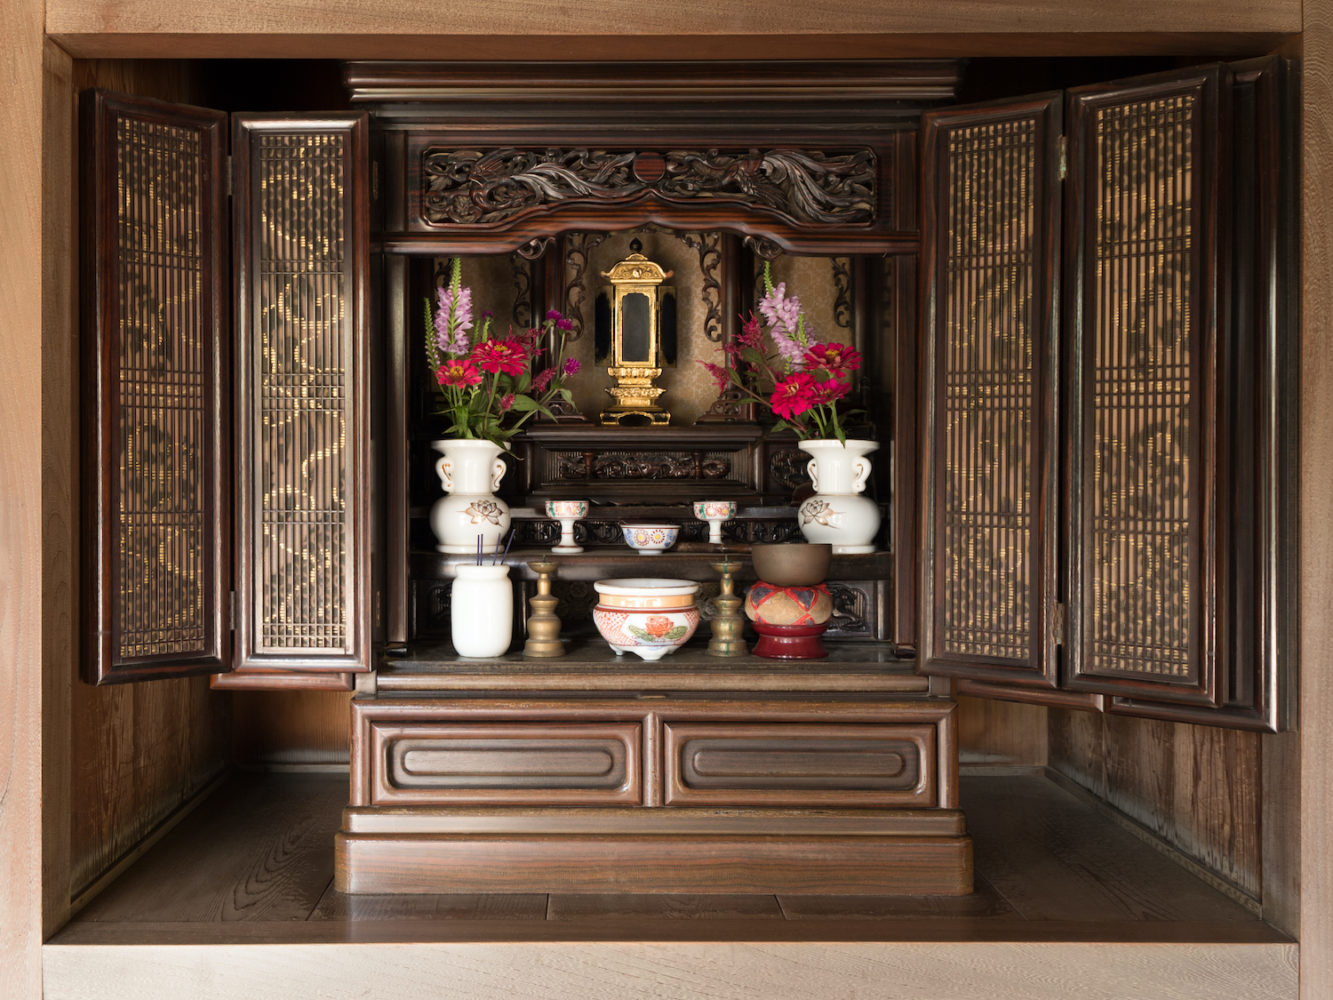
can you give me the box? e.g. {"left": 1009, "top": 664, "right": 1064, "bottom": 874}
{"left": 918, "top": 96, "right": 1062, "bottom": 687}
{"left": 231, "top": 115, "right": 371, "bottom": 673}
{"left": 1066, "top": 70, "right": 1220, "bottom": 705}
{"left": 81, "top": 91, "right": 230, "bottom": 684}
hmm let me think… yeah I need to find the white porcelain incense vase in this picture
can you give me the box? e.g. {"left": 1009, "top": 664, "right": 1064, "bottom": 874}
{"left": 450, "top": 563, "right": 513, "bottom": 657}
{"left": 429, "top": 439, "right": 512, "bottom": 555}
{"left": 795, "top": 438, "right": 880, "bottom": 554}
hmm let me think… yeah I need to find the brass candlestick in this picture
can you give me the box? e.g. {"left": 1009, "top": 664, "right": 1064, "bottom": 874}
{"left": 523, "top": 560, "right": 566, "bottom": 658}
{"left": 707, "top": 558, "right": 747, "bottom": 657}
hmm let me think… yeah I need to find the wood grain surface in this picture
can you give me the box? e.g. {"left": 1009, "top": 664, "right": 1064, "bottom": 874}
{"left": 1303, "top": 3, "right": 1333, "bottom": 996}
{"left": 41, "top": 940, "right": 1298, "bottom": 1000}
{"left": 0, "top": 0, "right": 47, "bottom": 995}
{"left": 1048, "top": 710, "right": 1262, "bottom": 900}
{"left": 42, "top": 0, "right": 1298, "bottom": 61}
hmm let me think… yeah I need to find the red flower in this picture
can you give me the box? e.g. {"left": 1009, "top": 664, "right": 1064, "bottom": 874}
{"left": 736, "top": 312, "right": 763, "bottom": 350}
{"left": 702, "top": 361, "right": 730, "bottom": 392}
{"left": 803, "top": 341, "right": 861, "bottom": 376}
{"left": 531, "top": 367, "right": 555, "bottom": 393}
{"left": 471, "top": 338, "right": 528, "bottom": 376}
{"left": 644, "top": 615, "right": 673, "bottom": 637}
{"left": 807, "top": 376, "right": 850, "bottom": 407}
{"left": 770, "top": 371, "right": 818, "bottom": 420}
{"left": 435, "top": 359, "right": 483, "bottom": 389}
{"left": 499, "top": 393, "right": 515, "bottom": 412}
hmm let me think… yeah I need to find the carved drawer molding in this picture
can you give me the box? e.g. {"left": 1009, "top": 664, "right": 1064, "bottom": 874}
{"left": 367, "top": 721, "right": 642, "bottom": 806}
{"left": 662, "top": 722, "right": 935, "bottom": 808}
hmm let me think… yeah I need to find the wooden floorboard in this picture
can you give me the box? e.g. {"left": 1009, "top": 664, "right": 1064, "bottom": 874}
{"left": 75, "top": 773, "right": 345, "bottom": 924}
{"left": 547, "top": 893, "right": 785, "bottom": 920}
{"left": 57, "top": 769, "right": 1280, "bottom": 938}
{"left": 961, "top": 774, "right": 1262, "bottom": 923}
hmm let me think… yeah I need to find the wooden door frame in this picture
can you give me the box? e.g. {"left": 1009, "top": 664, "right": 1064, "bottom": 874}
{"left": 2, "top": 3, "right": 1324, "bottom": 999}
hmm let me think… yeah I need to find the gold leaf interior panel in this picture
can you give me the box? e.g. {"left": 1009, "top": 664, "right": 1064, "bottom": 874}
{"left": 254, "top": 132, "right": 351, "bottom": 654}
{"left": 1086, "top": 95, "right": 1196, "bottom": 682}
{"left": 114, "top": 116, "right": 210, "bottom": 660}
{"left": 938, "top": 119, "right": 1038, "bottom": 664}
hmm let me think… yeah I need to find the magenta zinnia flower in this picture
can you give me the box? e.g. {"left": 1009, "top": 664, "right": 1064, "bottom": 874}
{"left": 803, "top": 342, "right": 861, "bottom": 377}
{"left": 770, "top": 371, "right": 818, "bottom": 420}
{"left": 435, "top": 359, "right": 483, "bottom": 389}
{"left": 472, "top": 338, "right": 528, "bottom": 376}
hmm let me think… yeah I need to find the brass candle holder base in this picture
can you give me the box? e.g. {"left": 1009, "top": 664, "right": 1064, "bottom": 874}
{"left": 707, "top": 559, "right": 747, "bottom": 657}
{"left": 523, "top": 560, "right": 566, "bottom": 658}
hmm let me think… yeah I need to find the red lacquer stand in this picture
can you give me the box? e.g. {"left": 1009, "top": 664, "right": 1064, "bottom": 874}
{"left": 751, "top": 622, "right": 829, "bottom": 659}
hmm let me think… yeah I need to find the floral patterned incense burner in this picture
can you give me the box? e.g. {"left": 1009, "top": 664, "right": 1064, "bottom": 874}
{"left": 592, "top": 578, "right": 700, "bottom": 660}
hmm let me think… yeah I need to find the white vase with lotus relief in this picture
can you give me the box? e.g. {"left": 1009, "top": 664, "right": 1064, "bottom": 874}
{"left": 796, "top": 438, "right": 880, "bottom": 554}
{"left": 429, "top": 439, "right": 512, "bottom": 555}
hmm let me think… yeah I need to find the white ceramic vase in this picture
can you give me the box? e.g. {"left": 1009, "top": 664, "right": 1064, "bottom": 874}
{"left": 796, "top": 438, "right": 881, "bottom": 554}
{"left": 450, "top": 563, "right": 513, "bottom": 657}
{"left": 429, "top": 439, "right": 512, "bottom": 555}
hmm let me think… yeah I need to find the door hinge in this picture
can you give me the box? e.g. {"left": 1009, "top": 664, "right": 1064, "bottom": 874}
{"left": 224, "top": 154, "right": 233, "bottom": 198}
{"left": 228, "top": 591, "right": 236, "bottom": 631}
{"left": 1053, "top": 602, "right": 1067, "bottom": 646}
{"left": 1058, "top": 136, "right": 1068, "bottom": 181}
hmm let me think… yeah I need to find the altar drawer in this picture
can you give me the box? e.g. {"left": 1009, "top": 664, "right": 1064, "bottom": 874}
{"left": 662, "top": 722, "right": 936, "bottom": 808}
{"left": 367, "top": 721, "right": 642, "bottom": 806}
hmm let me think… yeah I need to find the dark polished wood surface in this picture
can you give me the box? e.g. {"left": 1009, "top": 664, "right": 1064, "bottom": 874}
{"left": 60, "top": 769, "right": 1284, "bottom": 942}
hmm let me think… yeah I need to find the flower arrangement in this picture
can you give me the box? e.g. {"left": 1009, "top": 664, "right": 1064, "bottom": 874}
{"left": 701, "top": 262, "right": 863, "bottom": 441}
{"left": 425, "top": 258, "right": 580, "bottom": 446}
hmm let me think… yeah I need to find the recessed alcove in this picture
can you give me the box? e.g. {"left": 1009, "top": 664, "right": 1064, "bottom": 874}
{"left": 45, "top": 48, "right": 1299, "bottom": 999}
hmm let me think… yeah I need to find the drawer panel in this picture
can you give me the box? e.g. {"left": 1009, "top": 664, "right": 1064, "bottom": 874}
{"left": 369, "top": 722, "right": 641, "bottom": 806}
{"left": 663, "top": 723, "right": 935, "bottom": 808}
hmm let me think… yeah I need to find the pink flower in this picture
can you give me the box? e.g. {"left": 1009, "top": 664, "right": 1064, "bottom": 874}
{"left": 562, "top": 357, "right": 581, "bottom": 377}
{"left": 807, "top": 376, "right": 850, "bottom": 406}
{"left": 435, "top": 359, "right": 483, "bottom": 389}
{"left": 803, "top": 342, "right": 861, "bottom": 377}
{"left": 531, "top": 367, "right": 555, "bottom": 393}
{"left": 701, "top": 361, "right": 730, "bottom": 392}
{"left": 471, "top": 338, "right": 528, "bottom": 376}
{"left": 770, "top": 371, "right": 818, "bottom": 420}
{"left": 434, "top": 284, "right": 473, "bottom": 355}
{"left": 736, "top": 312, "right": 763, "bottom": 350}
{"left": 499, "top": 393, "right": 515, "bottom": 412}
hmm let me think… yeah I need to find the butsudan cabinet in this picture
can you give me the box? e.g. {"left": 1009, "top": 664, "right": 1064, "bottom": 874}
{"left": 81, "top": 91, "right": 374, "bottom": 688}
{"left": 918, "top": 61, "right": 1293, "bottom": 731}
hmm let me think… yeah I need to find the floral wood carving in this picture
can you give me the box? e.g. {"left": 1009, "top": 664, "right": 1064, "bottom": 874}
{"left": 421, "top": 147, "right": 877, "bottom": 228}
{"left": 660, "top": 149, "right": 875, "bottom": 225}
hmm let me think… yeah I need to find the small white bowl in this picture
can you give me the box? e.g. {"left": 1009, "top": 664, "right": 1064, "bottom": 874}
{"left": 620, "top": 522, "right": 679, "bottom": 555}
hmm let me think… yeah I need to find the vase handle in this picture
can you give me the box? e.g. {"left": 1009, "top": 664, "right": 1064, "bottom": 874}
{"left": 491, "top": 458, "right": 507, "bottom": 493}
{"left": 436, "top": 456, "right": 453, "bottom": 492}
{"left": 851, "top": 457, "right": 872, "bottom": 494}
{"left": 805, "top": 458, "right": 820, "bottom": 492}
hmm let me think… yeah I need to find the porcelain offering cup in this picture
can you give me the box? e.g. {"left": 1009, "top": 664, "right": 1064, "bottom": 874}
{"left": 545, "top": 499, "right": 589, "bottom": 554}
{"left": 692, "top": 500, "right": 737, "bottom": 545}
{"left": 620, "top": 523, "right": 679, "bottom": 555}
{"left": 593, "top": 578, "right": 700, "bottom": 660}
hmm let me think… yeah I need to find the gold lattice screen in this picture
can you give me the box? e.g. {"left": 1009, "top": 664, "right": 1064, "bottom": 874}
{"left": 235, "top": 117, "right": 369, "bottom": 672}
{"left": 921, "top": 97, "right": 1060, "bottom": 685}
{"left": 84, "top": 92, "right": 229, "bottom": 684}
{"left": 1074, "top": 83, "right": 1211, "bottom": 696}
